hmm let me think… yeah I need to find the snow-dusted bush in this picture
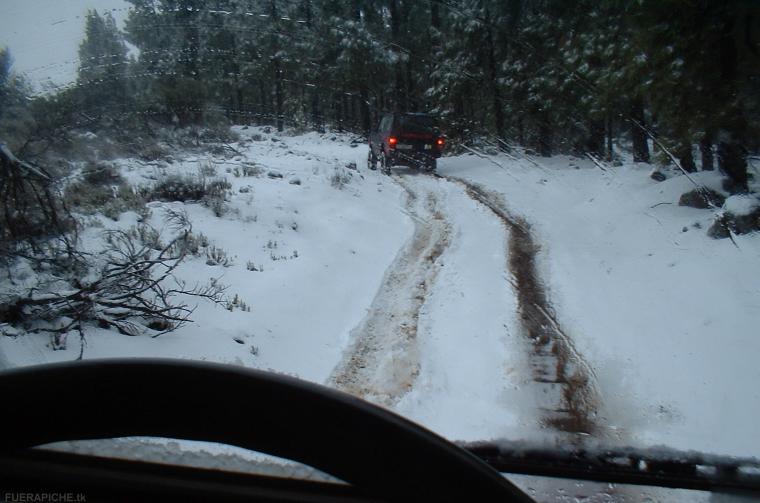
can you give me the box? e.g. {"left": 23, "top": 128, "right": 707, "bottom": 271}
{"left": 203, "top": 191, "right": 228, "bottom": 218}
{"left": 63, "top": 162, "right": 147, "bottom": 221}
{"left": 246, "top": 260, "right": 263, "bottom": 272}
{"left": 126, "top": 224, "right": 163, "bottom": 251}
{"left": 82, "top": 162, "right": 123, "bottom": 186}
{"left": 136, "top": 140, "right": 168, "bottom": 162}
{"left": 141, "top": 173, "right": 231, "bottom": 213}
{"left": 169, "top": 230, "right": 209, "bottom": 257}
{"left": 198, "top": 117, "right": 239, "bottom": 144}
{"left": 198, "top": 161, "right": 217, "bottom": 177}
{"left": 241, "top": 163, "right": 261, "bottom": 177}
{"left": 225, "top": 293, "right": 250, "bottom": 312}
{"left": 65, "top": 180, "right": 146, "bottom": 221}
{"left": 205, "top": 245, "right": 234, "bottom": 267}
{"left": 63, "top": 181, "right": 115, "bottom": 211}
{"left": 330, "top": 166, "right": 352, "bottom": 189}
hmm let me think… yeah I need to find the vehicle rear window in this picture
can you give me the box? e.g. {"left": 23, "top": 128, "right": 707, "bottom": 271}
{"left": 398, "top": 115, "right": 436, "bottom": 133}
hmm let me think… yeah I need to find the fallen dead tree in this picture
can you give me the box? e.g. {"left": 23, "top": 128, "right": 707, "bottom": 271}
{"left": 1, "top": 145, "right": 227, "bottom": 355}
{"left": 0, "top": 143, "right": 75, "bottom": 260}
{"left": 3, "top": 226, "right": 226, "bottom": 343}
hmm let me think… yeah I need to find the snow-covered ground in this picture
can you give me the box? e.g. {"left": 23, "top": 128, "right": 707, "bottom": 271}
{"left": 0, "top": 128, "right": 413, "bottom": 386}
{"left": 1, "top": 128, "right": 759, "bottom": 501}
{"left": 439, "top": 152, "right": 760, "bottom": 458}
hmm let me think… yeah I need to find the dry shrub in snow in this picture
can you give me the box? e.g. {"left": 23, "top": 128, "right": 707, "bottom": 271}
{"left": 198, "top": 161, "right": 217, "bottom": 177}
{"left": 142, "top": 172, "right": 231, "bottom": 217}
{"left": 135, "top": 140, "right": 168, "bottom": 162}
{"left": 61, "top": 161, "right": 147, "bottom": 221}
{"left": 241, "top": 163, "right": 261, "bottom": 177}
{"left": 82, "top": 162, "right": 123, "bottom": 185}
{"left": 205, "top": 245, "right": 234, "bottom": 267}
{"left": 65, "top": 181, "right": 146, "bottom": 221}
{"left": 330, "top": 166, "right": 352, "bottom": 189}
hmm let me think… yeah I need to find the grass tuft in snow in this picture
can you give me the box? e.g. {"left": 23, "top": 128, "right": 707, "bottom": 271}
{"left": 225, "top": 293, "right": 251, "bottom": 313}
{"left": 246, "top": 260, "right": 263, "bottom": 272}
{"left": 205, "top": 245, "right": 234, "bottom": 267}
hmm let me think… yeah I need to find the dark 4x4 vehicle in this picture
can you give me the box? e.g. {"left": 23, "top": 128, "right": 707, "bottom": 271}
{"left": 368, "top": 113, "right": 445, "bottom": 174}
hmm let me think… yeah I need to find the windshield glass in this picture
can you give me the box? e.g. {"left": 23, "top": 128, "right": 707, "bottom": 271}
{"left": 1, "top": 0, "right": 759, "bottom": 500}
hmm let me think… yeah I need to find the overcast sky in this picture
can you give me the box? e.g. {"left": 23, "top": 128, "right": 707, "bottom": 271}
{"left": 0, "top": 0, "right": 131, "bottom": 91}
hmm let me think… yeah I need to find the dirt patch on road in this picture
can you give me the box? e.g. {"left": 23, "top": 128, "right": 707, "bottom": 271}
{"left": 454, "top": 179, "right": 600, "bottom": 436}
{"left": 328, "top": 176, "right": 451, "bottom": 407}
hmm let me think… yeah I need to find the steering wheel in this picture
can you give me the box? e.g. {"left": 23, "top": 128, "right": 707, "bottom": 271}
{"left": 0, "top": 359, "right": 532, "bottom": 502}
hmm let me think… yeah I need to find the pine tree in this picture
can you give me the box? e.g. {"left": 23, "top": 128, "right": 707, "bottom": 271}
{"left": 0, "top": 48, "right": 35, "bottom": 150}
{"left": 77, "top": 10, "right": 129, "bottom": 119}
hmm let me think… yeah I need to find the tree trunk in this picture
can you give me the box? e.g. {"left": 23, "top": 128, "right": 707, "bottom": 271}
{"left": 717, "top": 136, "right": 748, "bottom": 193}
{"left": 517, "top": 115, "right": 525, "bottom": 146}
{"left": 394, "top": 69, "right": 405, "bottom": 112}
{"left": 700, "top": 131, "right": 714, "bottom": 170}
{"left": 341, "top": 92, "right": 349, "bottom": 131}
{"left": 587, "top": 119, "right": 605, "bottom": 158}
{"left": 406, "top": 60, "right": 415, "bottom": 111}
{"left": 485, "top": 19, "right": 505, "bottom": 147}
{"left": 360, "top": 85, "right": 370, "bottom": 137}
{"left": 538, "top": 116, "right": 552, "bottom": 157}
{"left": 430, "top": 0, "right": 440, "bottom": 29}
{"left": 389, "top": 0, "right": 405, "bottom": 112}
{"left": 716, "top": 13, "right": 748, "bottom": 191}
{"left": 258, "top": 80, "right": 268, "bottom": 126}
{"left": 274, "top": 58, "right": 283, "bottom": 132}
{"left": 334, "top": 92, "right": 342, "bottom": 130}
{"left": 630, "top": 98, "right": 650, "bottom": 163}
{"left": 676, "top": 143, "right": 696, "bottom": 173}
{"left": 605, "top": 113, "right": 614, "bottom": 162}
{"left": 303, "top": 0, "right": 313, "bottom": 27}
{"left": 311, "top": 89, "right": 320, "bottom": 131}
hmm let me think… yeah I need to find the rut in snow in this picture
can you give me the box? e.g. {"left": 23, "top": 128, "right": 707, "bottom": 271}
{"left": 328, "top": 175, "right": 451, "bottom": 407}
{"left": 450, "top": 177, "right": 601, "bottom": 436}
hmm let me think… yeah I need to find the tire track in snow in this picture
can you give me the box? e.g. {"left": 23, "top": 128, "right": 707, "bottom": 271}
{"left": 328, "top": 174, "right": 451, "bottom": 407}
{"left": 444, "top": 177, "right": 646, "bottom": 501}
{"left": 444, "top": 176, "right": 603, "bottom": 438}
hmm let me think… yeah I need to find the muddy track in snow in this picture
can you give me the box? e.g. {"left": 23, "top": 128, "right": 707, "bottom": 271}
{"left": 442, "top": 175, "right": 601, "bottom": 436}
{"left": 328, "top": 175, "right": 451, "bottom": 407}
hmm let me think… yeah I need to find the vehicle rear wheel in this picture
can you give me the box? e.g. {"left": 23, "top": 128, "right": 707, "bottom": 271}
{"left": 367, "top": 148, "right": 377, "bottom": 170}
{"left": 381, "top": 152, "right": 391, "bottom": 175}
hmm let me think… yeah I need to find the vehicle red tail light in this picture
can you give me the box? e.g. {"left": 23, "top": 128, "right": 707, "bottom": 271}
{"left": 436, "top": 138, "right": 445, "bottom": 146}
{"left": 389, "top": 136, "right": 398, "bottom": 147}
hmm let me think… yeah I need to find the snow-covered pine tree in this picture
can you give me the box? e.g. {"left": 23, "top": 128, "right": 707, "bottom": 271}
{"left": 77, "top": 10, "right": 129, "bottom": 120}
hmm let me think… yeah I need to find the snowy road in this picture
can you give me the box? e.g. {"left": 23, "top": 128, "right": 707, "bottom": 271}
{"left": 330, "top": 168, "right": 605, "bottom": 445}
{"left": 328, "top": 168, "right": 652, "bottom": 501}
{"left": 328, "top": 174, "right": 451, "bottom": 406}
{"left": 3, "top": 129, "right": 757, "bottom": 502}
